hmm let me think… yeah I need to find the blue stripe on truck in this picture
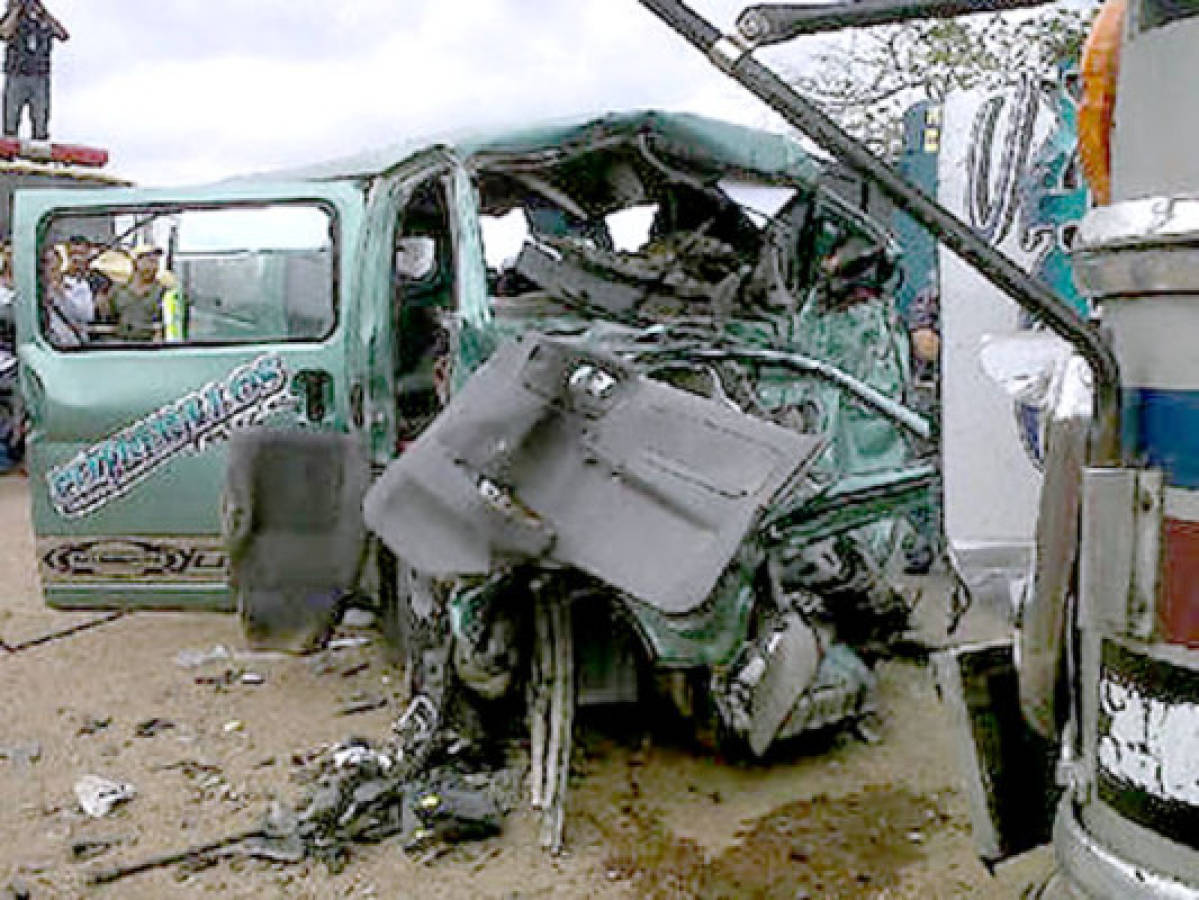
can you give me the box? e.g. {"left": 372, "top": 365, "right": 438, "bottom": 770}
{"left": 1126, "top": 388, "right": 1199, "bottom": 490}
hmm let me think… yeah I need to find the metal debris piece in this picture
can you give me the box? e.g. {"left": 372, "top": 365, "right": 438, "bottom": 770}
{"left": 715, "top": 611, "right": 824, "bottom": 756}
{"left": 545, "top": 597, "right": 575, "bottom": 853}
{"left": 364, "top": 334, "right": 822, "bottom": 613}
{"left": 1, "top": 612, "right": 125, "bottom": 654}
{"left": 257, "top": 721, "right": 522, "bottom": 870}
{"left": 239, "top": 802, "right": 305, "bottom": 863}
{"left": 70, "top": 835, "right": 126, "bottom": 861}
{"left": 526, "top": 591, "right": 574, "bottom": 852}
{"left": 134, "top": 718, "right": 175, "bottom": 738}
{"left": 87, "top": 828, "right": 263, "bottom": 886}
{"left": 773, "top": 644, "right": 878, "bottom": 744}
{"left": 176, "top": 646, "right": 288, "bottom": 669}
{"left": 332, "top": 745, "right": 394, "bottom": 772}
{"left": 337, "top": 694, "right": 388, "bottom": 717}
{"left": 527, "top": 594, "right": 551, "bottom": 811}
{"left": 194, "top": 669, "right": 238, "bottom": 688}
{"left": 74, "top": 775, "right": 136, "bottom": 818}
{"left": 404, "top": 785, "right": 502, "bottom": 849}
{"left": 239, "top": 832, "right": 306, "bottom": 864}
{"left": 76, "top": 716, "right": 111, "bottom": 736}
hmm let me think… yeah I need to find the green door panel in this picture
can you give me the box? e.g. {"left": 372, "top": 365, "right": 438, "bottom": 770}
{"left": 14, "top": 180, "right": 367, "bottom": 609}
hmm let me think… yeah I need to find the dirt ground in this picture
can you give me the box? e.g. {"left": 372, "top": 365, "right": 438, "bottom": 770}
{"left": 0, "top": 474, "right": 1055, "bottom": 898}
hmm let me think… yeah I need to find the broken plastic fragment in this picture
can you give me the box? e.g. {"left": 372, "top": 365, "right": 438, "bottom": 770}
{"left": 331, "top": 744, "right": 394, "bottom": 773}
{"left": 74, "top": 774, "right": 136, "bottom": 818}
{"left": 174, "top": 645, "right": 232, "bottom": 668}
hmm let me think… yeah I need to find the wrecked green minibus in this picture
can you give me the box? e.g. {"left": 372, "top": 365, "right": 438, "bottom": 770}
{"left": 15, "top": 111, "right": 938, "bottom": 844}
{"left": 14, "top": 114, "right": 939, "bottom": 820}
{"left": 16, "top": 109, "right": 924, "bottom": 613}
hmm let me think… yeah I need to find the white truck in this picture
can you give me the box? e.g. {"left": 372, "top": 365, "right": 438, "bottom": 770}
{"left": 638, "top": 1, "right": 1197, "bottom": 896}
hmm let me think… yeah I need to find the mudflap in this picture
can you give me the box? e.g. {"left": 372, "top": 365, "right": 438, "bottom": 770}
{"left": 224, "top": 429, "right": 369, "bottom": 651}
{"left": 932, "top": 638, "right": 1061, "bottom": 865}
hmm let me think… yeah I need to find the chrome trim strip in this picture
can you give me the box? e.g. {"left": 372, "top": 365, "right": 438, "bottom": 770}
{"left": 1055, "top": 802, "right": 1199, "bottom": 900}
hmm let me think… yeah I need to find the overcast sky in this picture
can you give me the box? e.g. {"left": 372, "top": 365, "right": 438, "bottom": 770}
{"left": 35, "top": 0, "right": 813, "bottom": 186}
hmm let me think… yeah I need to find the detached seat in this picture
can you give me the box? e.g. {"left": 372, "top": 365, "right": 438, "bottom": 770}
{"left": 224, "top": 428, "right": 368, "bottom": 650}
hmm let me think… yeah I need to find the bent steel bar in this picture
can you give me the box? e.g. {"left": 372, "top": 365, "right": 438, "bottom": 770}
{"left": 637, "top": 0, "right": 1122, "bottom": 465}
{"left": 633, "top": 343, "right": 932, "bottom": 440}
{"left": 736, "top": 1, "right": 1052, "bottom": 46}
{"left": 762, "top": 463, "right": 940, "bottom": 545}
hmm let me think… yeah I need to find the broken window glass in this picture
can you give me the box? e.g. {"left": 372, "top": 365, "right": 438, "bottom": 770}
{"left": 38, "top": 203, "right": 336, "bottom": 350}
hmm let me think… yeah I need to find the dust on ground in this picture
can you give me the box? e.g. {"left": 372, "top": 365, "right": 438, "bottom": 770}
{"left": 0, "top": 476, "right": 1053, "bottom": 898}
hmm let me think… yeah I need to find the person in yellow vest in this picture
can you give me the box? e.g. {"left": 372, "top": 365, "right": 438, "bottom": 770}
{"left": 161, "top": 273, "right": 184, "bottom": 342}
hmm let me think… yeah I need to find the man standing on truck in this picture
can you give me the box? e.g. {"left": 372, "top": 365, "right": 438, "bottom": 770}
{"left": 0, "top": 0, "right": 67, "bottom": 141}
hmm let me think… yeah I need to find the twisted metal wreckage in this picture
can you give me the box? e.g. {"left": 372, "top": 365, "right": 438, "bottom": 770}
{"left": 104, "top": 3, "right": 1104, "bottom": 877}
{"left": 216, "top": 105, "right": 944, "bottom": 865}
{"left": 72, "top": 1, "right": 1199, "bottom": 892}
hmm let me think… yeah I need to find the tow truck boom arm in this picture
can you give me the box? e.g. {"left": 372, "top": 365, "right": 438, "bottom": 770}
{"left": 736, "top": 0, "right": 1053, "bottom": 46}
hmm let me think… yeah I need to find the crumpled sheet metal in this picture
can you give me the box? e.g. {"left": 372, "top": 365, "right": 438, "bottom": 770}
{"left": 365, "top": 333, "right": 824, "bottom": 615}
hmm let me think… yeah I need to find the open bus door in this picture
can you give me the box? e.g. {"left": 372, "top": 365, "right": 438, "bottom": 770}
{"left": 14, "top": 180, "right": 367, "bottom": 611}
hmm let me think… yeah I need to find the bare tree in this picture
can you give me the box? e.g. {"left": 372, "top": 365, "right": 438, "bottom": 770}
{"left": 793, "top": 5, "right": 1097, "bottom": 156}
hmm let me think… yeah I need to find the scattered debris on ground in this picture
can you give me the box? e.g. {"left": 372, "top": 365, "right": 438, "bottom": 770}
{"left": 76, "top": 716, "right": 112, "bottom": 736}
{"left": 87, "top": 827, "right": 265, "bottom": 886}
{"left": 74, "top": 774, "right": 137, "bottom": 818}
{"left": 133, "top": 718, "right": 176, "bottom": 738}
{"left": 70, "top": 834, "right": 129, "bottom": 862}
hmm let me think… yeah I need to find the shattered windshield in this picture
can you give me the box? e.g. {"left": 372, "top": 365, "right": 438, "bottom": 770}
{"left": 475, "top": 140, "right": 897, "bottom": 332}
{"left": 471, "top": 139, "right": 911, "bottom": 488}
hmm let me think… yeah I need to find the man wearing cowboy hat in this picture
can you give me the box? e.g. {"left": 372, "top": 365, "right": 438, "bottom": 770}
{"left": 105, "top": 244, "right": 166, "bottom": 342}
